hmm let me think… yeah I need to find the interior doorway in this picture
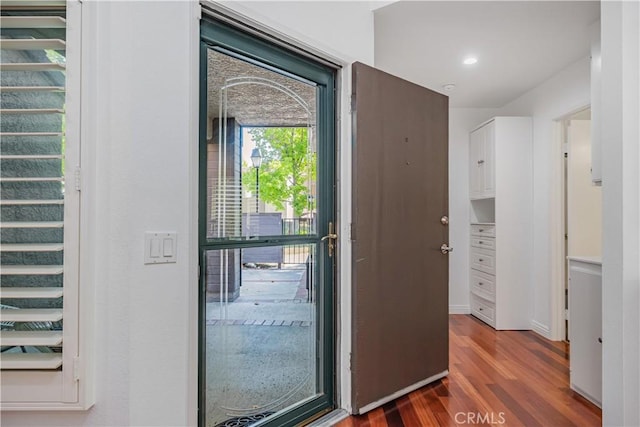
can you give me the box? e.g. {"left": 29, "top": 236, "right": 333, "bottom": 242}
{"left": 561, "top": 107, "right": 602, "bottom": 341}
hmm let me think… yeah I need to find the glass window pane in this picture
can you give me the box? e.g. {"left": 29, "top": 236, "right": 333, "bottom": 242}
{"left": 206, "top": 50, "right": 317, "bottom": 240}
{"left": 204, "top": 244, "right": 318, "bottom": 426}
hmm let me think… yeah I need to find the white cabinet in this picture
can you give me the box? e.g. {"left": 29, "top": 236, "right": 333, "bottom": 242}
{"left": 568, "top": 257, "right": 602, "bottom": 407}
{"left": 469, "top": 224, "right": 497, "bottom": 327}
{"left": 469, "top": 120, "right": 495, "bottom": 199}
{"left": 469, "top": 117, "right": 532, "bottom": 330}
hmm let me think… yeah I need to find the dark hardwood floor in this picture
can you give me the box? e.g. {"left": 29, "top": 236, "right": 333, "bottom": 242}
{"left": 337, "top": 314, "right": 601, "bottom": 427}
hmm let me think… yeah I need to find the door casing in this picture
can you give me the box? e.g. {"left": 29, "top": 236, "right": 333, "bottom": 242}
{"left": 198, "top": 16, "right": 338, "bottom": 427}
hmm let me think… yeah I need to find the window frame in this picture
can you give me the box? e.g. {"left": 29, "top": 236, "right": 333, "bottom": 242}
{"left": 199, "top": 16, "right": 337, "bottom": 427}
{"left": 1, "top": 0, "right": 94, "bottom": 410}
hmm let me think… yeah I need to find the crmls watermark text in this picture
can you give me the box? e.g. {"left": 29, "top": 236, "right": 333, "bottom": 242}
{"left": 454, "top": 412, "right": 506, "bottom": 425}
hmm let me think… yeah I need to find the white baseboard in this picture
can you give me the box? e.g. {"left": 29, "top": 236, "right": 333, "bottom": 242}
{"left": 449, "top": 305, "right": 471, "bottom": 314}
{"left": 357, "top": 370, "right": 449, "bottom": 415}
{"left": 531, "top": 320, "right": 553, "bottom": 340}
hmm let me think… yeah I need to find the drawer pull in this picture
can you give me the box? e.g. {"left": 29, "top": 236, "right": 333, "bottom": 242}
{"left": 479, "top": 229, "right": 484, "bottom": 232}
{"left": 478, "top": 282, "right": 483, "bottom": 286}
{"left": 479, "top": 258, "right": 484, "bottom": 262}
{"left": 479, "top": 307, "right": 484, "bottom": 311}
{"left": 598, "top": 337, "right": 602, "bottom": 343}
{"left": 477, "top": 160, "right": 485, "bottom": 165}
{"left": 479, "top": 240, "right": 484, "bottom": 244}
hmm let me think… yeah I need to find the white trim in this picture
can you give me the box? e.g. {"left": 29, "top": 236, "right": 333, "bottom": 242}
{"left": 187, "top": 2, "right": 201, "bottom": 425}
{"left": 531, "top": 320, "right": 553, "bottom": 340}
{"left": 76, "top": 0, "right": 96, "bottom": 410}
{"left": 470, "top": 117, "right": 496, "bottom": 133}
{"left": 571, "top": 383, "right": 602, "bottom": 409}
{"left": 337, "top": 64, "right": 352, "bottom": 414}
{"left": 357, "top": 370, "right": 449, "bottom": 415}
{"left": 550, "top": 106, "right": 591, "bottom": 342}
{"left": 550, "top": 119, "right": 566, "bottom": 342}
{"left": 199, "top": 1, "right": 351, "bottom": 68}
{"left": 61, "top": 0, "right": 82, "bottom": 405}
{"left": 449, "top": 304, "right": 471, "bottom": 314}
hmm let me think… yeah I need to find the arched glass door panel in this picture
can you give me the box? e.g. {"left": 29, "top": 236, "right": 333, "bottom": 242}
{"left": 200, "top": 19, "right": 335, "bottom": 427}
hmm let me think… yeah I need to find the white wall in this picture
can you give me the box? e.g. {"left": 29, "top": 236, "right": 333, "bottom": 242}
{"left": 2, "top": 1, "right": 374, "bottom": 426}
{"left": 600, "top": 1, "right": 640, "bottom": 425}
{"left": 219, "top": 1, "right": 375, "bottom": 65}
{"left": 447, "top": 58, "right": 590, "bottom": 323}
{"left": 448, "top": 108, "right": 497, "bottom": 313}
{"left": 493, "top": 57, "right": 591, "bottom": 338}
{"left": 567, "top": 119, "right": 602, "bottom": 258}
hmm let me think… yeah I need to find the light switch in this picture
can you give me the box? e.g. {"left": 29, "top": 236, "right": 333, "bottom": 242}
{"left": 163, "top": 238, "right": 173, "bottom": 257}
{"left": 145, "top": 232, "right": 177, "bottom": 264}
{"left": 150, "top": 239, "right": 161, "bottom": 258}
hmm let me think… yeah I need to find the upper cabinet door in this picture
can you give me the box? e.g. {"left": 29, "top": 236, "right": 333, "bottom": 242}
{"left": 469, "top": 126, "right": 485, "bottom": 198}
{"left": 469, "top": 121, "right": 495, "bottom": 199}
{"left": 483, "top": 120, "right": 496, "bottom": 196}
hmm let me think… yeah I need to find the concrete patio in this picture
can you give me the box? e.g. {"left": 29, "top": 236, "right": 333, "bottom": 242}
{"left": 205, "top": 266, "right": 316, "bottom": 427}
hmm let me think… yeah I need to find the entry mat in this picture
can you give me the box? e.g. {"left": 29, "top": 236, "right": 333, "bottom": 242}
{"left": 215, "top": 412, "right": 275, "bottom": 427}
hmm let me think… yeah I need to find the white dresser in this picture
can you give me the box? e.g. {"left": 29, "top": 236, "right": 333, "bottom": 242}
{"left": 469, "top": 223, "right": 497, "bottom": 326}
{"left": 568, "top": 256, "right": 602, "bottom": 407}
{"left": 469, "top": 117, "right": 532, "bottom": 330}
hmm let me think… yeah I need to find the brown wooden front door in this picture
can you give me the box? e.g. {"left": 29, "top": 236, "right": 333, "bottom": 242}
{"left": 351, "top": 62, "right": 449, "bottom": 414}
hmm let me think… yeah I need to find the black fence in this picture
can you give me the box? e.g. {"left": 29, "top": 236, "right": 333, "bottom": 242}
{"left": 282, "top": 217, "right": 315, "bottom": 235}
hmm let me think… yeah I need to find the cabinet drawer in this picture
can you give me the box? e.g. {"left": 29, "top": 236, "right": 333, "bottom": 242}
{"left": 470, "top": 247, "right": 496, "bottom": 275}
{"left": 470, "top": 224, "right": 495, "bottom": 237}
{"left": 470, "top": 270, "right": 495, "bottom": 301}
{"left": 471, "top": 236, "right": 495, "bottom": 250}
{"left": 471, "top": 295, "right": 495, "bottom": 327}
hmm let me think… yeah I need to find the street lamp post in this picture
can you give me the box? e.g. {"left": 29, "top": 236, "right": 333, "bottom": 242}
{"left": 250, "top": 148, "right": 262, "bottom": 213}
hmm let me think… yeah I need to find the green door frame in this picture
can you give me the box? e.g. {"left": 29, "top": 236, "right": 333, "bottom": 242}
{"left": 198, "top": 17, "right": 337, "bottom": 427}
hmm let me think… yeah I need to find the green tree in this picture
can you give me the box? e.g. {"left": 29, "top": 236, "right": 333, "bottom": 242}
{"left": 243, "top": 127, "right": 316, "bottom": 217}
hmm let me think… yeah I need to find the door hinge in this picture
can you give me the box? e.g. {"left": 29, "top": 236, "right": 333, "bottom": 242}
{"left": 565, "top": 309, "right": 569, "bottom": 320}
{"left": 350, "top": 223, "right": 356, "bottom": 241}
{"left": 73, "top": 357, "right": 81, "bottom": 381}
{"left": 349, "top": 352, "right": 352, "bottom": 371}
{"left": 350, "top": 95, "right": 356, "bottom": 113}
{"left": 74, "top": 166, "right": 81, "bottom": 191}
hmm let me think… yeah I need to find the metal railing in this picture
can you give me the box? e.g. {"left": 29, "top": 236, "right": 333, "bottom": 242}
{"left": 282, "top": 217, "right": 315, "bottom": 235}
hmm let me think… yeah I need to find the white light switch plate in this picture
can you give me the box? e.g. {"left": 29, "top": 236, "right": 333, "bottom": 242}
{"left": 144, "top": 232, "right": 177, "bottom": 264}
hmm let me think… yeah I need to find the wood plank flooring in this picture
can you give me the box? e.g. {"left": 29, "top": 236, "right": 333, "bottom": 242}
{"left": 337, "top": 314, "right": 601, "bottom": 427}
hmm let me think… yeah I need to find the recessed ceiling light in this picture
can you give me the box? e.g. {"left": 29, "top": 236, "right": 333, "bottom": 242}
{"left": 463, "top": 57, "right": 478, "bottom": 65}
{"left": 442, "top": 83, "right": 456, "bottom": 92}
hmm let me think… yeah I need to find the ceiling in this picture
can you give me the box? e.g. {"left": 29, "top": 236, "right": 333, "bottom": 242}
{"left": 373, "top": 1, "right": 600, "bottom": 108}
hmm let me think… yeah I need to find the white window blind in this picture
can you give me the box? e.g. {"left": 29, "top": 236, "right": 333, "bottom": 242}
{"left": 1, "top": 0, "right": 88, "bottom": 409}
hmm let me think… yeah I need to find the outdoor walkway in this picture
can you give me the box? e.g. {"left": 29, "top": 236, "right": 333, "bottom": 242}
{"left": 205, "top": 266, "right": 315, "bottom": 427}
